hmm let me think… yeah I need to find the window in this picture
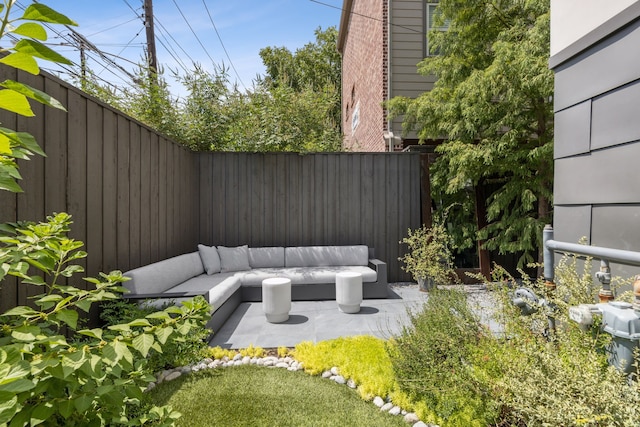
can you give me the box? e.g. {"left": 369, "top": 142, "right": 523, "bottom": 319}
{"left": 425, "top": 2, "right": 449, "bottom": 56}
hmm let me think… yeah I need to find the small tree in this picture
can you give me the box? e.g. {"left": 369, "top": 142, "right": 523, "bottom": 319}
{"left": 387, "top": 0, "right": 553, "bottom": 266}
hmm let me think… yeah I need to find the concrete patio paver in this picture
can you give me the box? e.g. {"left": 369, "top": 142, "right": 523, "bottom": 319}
{"left": 209, "top": 283, "right": 499, "bottom": 349}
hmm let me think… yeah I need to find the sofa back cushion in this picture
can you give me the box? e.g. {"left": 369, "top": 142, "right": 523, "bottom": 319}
{"left": 198, "top": 244, "right": 221, "bottom": 275}
{"left": 285, "top": 245, "right": 369, "bottom": 267}
{"left": 249, "top": 247, "right": 285, "bottom": 268}
{"left": 124, "top": 252, "right": 204, "bottom": 295}
{"left": 217, "top": 245, "right": 251, "bottom": 273}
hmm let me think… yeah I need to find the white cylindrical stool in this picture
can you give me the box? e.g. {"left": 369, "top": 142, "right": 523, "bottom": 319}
{"left": 335, "top": 272, "right": 363, "bottom": 313}
{"left": 262, "top": 278, "right": 292, "bottom": 323}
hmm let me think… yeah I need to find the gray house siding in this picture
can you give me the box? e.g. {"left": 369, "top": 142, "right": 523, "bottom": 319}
{"left": 551, "top": 9, "right": 640, "bottom": 280}
{"left": 389, "top": 1, "right": 434, "bottom": 140}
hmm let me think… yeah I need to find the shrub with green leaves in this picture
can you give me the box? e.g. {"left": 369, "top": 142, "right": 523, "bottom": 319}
{"left": 0, "top": 213, "right": 211, "bottom": 425}
{"left": 100, "top": 299, "right": 211, "bottom": 373}
{"left": 387, "top": 288, "right": 497, "bottom": 426}
{"left": 482, "top": 262, "right": 640, "bottom": 426}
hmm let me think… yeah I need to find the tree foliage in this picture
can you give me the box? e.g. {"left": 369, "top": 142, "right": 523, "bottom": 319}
{"left": 387, "top": 0, "right": 554, "bottom": 266}
{"left": 83, "top": 27, "right": 343, "bottom": 153}
{"left": 0, "top": 2, "right": 75, "bottom": 192}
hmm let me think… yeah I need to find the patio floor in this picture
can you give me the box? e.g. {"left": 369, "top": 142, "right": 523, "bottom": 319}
{"left": 208, "top": 283, "right": 500, "bottom": 349}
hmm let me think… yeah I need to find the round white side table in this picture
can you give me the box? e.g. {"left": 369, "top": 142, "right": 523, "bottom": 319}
{"left": 335, "top": 272, "right": 363, "bottom": 313}
{"left": 262, "top": 277, "right": 292, "bottom": 323}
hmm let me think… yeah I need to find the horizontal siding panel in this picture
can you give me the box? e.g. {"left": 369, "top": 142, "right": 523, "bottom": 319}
{"left": 393, "top": 81, "right": 436, "bottom": 93}
{"left": 391, "top": 41, "right": 424, "bottom": 51}
{"left": 554, "top": 19, "right": 640, "bottom": 111}
{"left": 393, "top": 9, "right": 424, "bottom": 18}
{"left": 591, "top": 80, "right": 640, "bottom": 150}
{"left": 392, "top": 32, "right": 426, "bottom": 43}
{"left": 391, "top": 69, "right": 433, "bottom": 83}
{"left": 554, "top": 100, "right": 591, "bottom": 159}
{"left": 554, "top": 142, "right": 640, "bottom": 205}
{"left": 391, "top": 57, "right": 424, "bottom": 67}
{"left": 591, "top": 205, "right": 640, "bottom": 280}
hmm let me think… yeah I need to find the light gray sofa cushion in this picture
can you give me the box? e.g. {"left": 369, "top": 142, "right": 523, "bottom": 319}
{"left": 198, "top": 244, "right": 221, "bottom": 275}
{"left": 248, "top": 247, "right": 285, "bottom": 268}
{"left": 217, "top": 245, "right": 251, "bottom": 273}
{"left": 237, "top": 266, "right": 377, "bottom": 286}
{"left": 124, "top": 252, "right": 204, "bottom": 295}
{"left": 285, "top": 245, "right": 369, "bottom": 268}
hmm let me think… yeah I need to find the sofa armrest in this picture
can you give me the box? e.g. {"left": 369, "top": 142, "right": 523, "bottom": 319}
{"left": 122, "top": 290, "right": 206, "bottom": 300}
{"left": 368, "top": 258, "right": 387, "bottom": 285}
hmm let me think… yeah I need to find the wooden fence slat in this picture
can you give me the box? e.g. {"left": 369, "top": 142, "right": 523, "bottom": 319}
{"left": 128, "top": 122, "right": 141, "bottom": 269}
{"left": 116, "top": 115, "right": 131, "bottom": 272}
{"left": 66, "top": 90, "right": 88, "bottom": 285}
{"left": 102, "top": 109, "right": 118, "bottom": 272}
{"left": 86, "top": 100, "right": 103, "bottom": 276}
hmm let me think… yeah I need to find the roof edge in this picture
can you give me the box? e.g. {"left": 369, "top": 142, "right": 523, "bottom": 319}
{"left": 337, "top": 0, "right": 354, "bottom": 53}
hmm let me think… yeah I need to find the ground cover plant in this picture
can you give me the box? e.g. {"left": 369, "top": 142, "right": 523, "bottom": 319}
{"left": 149, "top": 366, "right": 407, "bottom": 427}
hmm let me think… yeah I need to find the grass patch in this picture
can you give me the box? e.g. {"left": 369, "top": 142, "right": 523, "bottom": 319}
{"left": 149, "top": 366, "right": 407, "bottom": 427}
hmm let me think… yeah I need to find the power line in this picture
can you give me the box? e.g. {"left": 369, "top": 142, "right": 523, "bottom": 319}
{"left": 201, "top": 0, "right": 247, "bottom": 91}
{"left": 170, "top": 0, "right": 217, "bottom": 66}
{"left": 308, "top": 0, "right": 425, "bottom": 34}
{"left": 154, "top": 17, "right": 197, "bottom": 66}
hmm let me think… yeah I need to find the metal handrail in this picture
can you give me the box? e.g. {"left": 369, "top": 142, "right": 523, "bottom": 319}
{"left": 543, "top": 224, "right": 640, "bottom": 302}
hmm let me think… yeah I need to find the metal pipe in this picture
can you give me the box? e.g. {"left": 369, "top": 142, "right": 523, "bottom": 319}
{"left": 596, "top": 259, "right": 614, "bottom": 302}
{"left": 543, "top": 225, "right": 555, "bottom": 282}
{"left": 545, "top": 239, "right": 640, "bottom": 267}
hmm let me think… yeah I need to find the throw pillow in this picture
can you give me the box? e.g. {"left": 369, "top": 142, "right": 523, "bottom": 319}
{"left": 198, "top": 244, "right": 221, "bottom": 275}
{"left": 217, "top": 245, "right": 251, "bottom": 273}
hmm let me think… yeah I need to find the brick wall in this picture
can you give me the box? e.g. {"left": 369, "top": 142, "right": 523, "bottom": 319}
{"left": 341, "top": 0, "right": 387, "bottom": 152}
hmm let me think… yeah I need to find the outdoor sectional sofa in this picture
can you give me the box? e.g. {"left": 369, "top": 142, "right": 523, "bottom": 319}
{"left": 122, "top": 244, "right": 388, "bottom": 332}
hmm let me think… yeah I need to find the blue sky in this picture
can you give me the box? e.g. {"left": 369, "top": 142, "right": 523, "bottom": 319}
{"left": 35, "top": 0, "right": 343, "bottom": 97}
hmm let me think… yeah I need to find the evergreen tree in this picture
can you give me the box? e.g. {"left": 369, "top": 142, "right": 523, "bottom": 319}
{"left": 388, "top": 0, "right": 553, "bottom": 266}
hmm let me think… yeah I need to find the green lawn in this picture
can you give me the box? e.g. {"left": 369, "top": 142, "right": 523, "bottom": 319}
{"left": 149, "top": 366, "right": 408, "bottom": 427}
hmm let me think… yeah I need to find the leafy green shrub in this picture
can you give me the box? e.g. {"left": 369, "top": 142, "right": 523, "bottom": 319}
{"left": 387, "top": 287, "right": 497, "bottom": 426}
{"left": 0, "top": 213, "right": 210, "bottom": 425}
{"left": 482, "top": 261, "right": 640, "bottom": 426}
{"left": 100, "top": 299, "right": 211, "bottom": 372}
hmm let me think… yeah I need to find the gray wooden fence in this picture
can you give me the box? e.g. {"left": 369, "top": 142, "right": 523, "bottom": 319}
{"left": 199, "top": 152, "right": 422, "bottom": 281}
{"left": 0, "top": 69, "right": 421, "bottom": 312}
{"left": 0, "top": 69, "right": 200, "bottom": 313}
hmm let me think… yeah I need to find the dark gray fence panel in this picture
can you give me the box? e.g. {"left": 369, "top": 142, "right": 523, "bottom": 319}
{"left": 0, "top": 69, "right": 422, "bottom": 311}
{"left": 198, "top": 152, "right": 421, "bottom": 282}
{"left": 0, "top": 70, "right": 200, "bottom": 307}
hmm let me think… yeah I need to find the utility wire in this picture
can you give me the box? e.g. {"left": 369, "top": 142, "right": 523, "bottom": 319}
{"left": 201, "top": 0, "right": 247, "bottom": 91}
{"left": 308, "top": 0, "right": 425, "bottom": 34}
{"left": 154, "top": 26, "right": 191, "bottom": 75}
{"left": 154, "top": 17, "right": 198, "bottom": 66}
{"left": 170, "top": 0, "right": 217, "bottom": 66}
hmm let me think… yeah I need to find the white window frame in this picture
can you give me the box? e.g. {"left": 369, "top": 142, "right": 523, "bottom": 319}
{"left": 425, "top": 1, "right": 449, "bottom": 57}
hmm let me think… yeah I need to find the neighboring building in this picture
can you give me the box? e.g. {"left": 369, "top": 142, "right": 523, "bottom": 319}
{"left": 338, "top": 0, "right": 438, "bottom": 151}
{"left": 551, "top": 0, "right": 640, "bottom": 278}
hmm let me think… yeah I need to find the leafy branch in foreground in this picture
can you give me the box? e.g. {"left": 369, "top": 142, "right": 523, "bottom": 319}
{"left": 0, "top": 212, "right": 211, "bottom": 426}
{"left": 0, "top": 1, "right": 77, "bottom": 192}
